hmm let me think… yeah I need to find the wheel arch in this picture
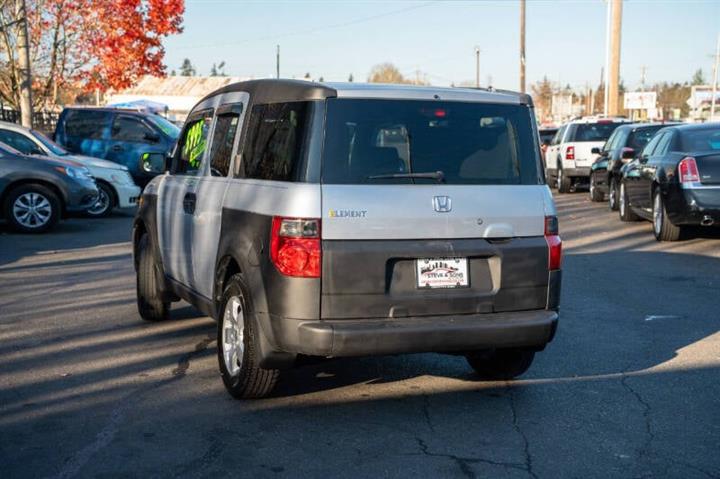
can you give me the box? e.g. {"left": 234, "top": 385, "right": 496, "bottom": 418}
{"left": 94, "top": 179, "right": 118, "bottom": 207}
{"left": 214, "top": 254, "right": 243, "bottom": 311}
{"left": 0, "top": 179, "right": 67, "bottom": 216}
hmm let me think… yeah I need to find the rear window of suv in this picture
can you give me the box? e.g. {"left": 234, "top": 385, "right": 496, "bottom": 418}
{"left": 321, "top": 99, "right": 540, "bottom": 185}
{"left": 568, "top": 122, "right": 623, "bottom": 142}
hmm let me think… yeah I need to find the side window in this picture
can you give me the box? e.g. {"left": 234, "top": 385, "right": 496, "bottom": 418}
{"left": 642, "top": 132, "right": 664, "bottom": 157}
{"left": 175, "top": 111, "right": 213, "bottom": 175}
{"left": 655, "top": 132, "right": 673, "bottom": 156}
{"left": 0, "top": 130, "right": 41, "bottom": 155}
{"left": 208, "top": 104, "right": 243, "bottom": 177}
{"left": 64, "top": 110, "right": 110, "bottom": 139}
{"left": 604, "top": 130, "right": 619, "bottom": 151}
{"left": 551, "top": 125, "right": 566, "bottom": 145}
{"left": 242, "top": 102, "right": 310, "bottom": 181}
{"left": 111, "top": 116, "right": 155, "bottom": 143}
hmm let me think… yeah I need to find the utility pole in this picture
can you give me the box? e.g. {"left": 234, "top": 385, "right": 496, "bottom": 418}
{"left": 276, "top": 45, "right": 280, "bottom": 79}
{"left": 603, "top": 0, "right": 611, "bottom": 115}
{"left": 640, "top": 65, "right": 647, "bottom": 92}
{"left": 519, "top": 0, "right": 526, "bottom": 93}
{"left": 607, "top": 0, "right": 623, "bottom": 116}
{"left": 17, "top": 0, "right": 33, "bottom": 128}
{"left": 475, "top": 46, "right": 481, "bottom": 88}
{"left": 711, "top": 33, "right": 719, "bottom": 121}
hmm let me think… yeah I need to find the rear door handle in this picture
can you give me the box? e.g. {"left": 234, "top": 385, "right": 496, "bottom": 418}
{"left": 183, "top": 192, "right": 196, "bottom": 215}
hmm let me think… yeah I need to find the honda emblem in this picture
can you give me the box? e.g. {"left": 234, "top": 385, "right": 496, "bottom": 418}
{"left": 432, "top": 196, "right": 452, "bottom": 213}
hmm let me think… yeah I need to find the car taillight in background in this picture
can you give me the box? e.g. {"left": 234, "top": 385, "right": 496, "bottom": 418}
{"left": 678, "top": 156, "right": 700, "bottom": 187}
{"left": 565, "top": 146, "right": 575, "bottom": 161}
{"left": 544, "top": 215, "right": 562, "bottom": 271}
{"left": 270, "top": 217, "right": 321, "bottom": 278}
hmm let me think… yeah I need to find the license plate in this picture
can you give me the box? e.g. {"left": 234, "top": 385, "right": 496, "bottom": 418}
{"left": 416, "top": 258, "right": 469, "bottom": 289}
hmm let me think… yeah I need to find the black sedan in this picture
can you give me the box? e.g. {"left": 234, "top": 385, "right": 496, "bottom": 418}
{"left": 589, "top": 122, "right": 677, "bottom": 208}
{"left": 618, "top": 123, "right": 720, "bottom": 241}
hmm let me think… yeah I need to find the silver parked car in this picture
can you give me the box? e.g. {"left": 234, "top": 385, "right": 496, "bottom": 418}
{"left": 133, "top": 80, "right": 562, "bottom": 398}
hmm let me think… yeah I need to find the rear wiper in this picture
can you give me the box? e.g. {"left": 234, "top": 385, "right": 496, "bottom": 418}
{"left": 367, "top": 170, "right": 445, "bottom": 183}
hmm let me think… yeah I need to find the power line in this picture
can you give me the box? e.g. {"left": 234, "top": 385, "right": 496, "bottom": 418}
{"left": 175, "top": 1, "right": 439, "bottom": 50}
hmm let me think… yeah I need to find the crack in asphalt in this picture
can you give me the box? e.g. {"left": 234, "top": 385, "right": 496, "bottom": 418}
{"left": 620, "top": 374, "right": 654, "bottom": 461}
{"left": 413, "top": 437, "right": 528, "bottom": 478}
{"left": 49, "top": 333, "right": 216, "bottom": 479}
{"left": 420, "top": 394, "right": 436, "bottom": 433}
{"left": 508, "top": 386, "right": 538, "bottom": 479}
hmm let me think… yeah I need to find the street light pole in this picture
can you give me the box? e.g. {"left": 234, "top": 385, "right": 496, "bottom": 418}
{"left": 603, "top": 0, "right": 611, "bottom": 116}
{"left": 607, "top": 0, "right": 623, "bottom": 116}
{"left": 711, "top": 33, "right": 719, "bottom": 121}
{"left": 520, "top": 0, "right": 526, "bottom": 93}
{"left": 17, "top": 0, "right": 33, "bottom": 128}
{"left": 276, "top": 45, "right": 280, "bottom": 79}
{"left": 475, "top": 46, "right": 481, "bottom": 88}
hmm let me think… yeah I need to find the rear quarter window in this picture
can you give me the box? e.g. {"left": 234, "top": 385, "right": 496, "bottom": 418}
{"left": 321, "top": 99, "right": 541, "bottom": 185}
{"left": 569, "top": 122, "right": 623, "bottom": 142}
{"left": 64, "top": 110, "right": 111, "bottom": 139}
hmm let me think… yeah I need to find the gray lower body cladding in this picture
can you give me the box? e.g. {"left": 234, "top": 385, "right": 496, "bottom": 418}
{"left": 321, "top": 237, "right": 551, "bottom": 319}
{"left": 265, "top": 309, "right": 558, "bottom": 357}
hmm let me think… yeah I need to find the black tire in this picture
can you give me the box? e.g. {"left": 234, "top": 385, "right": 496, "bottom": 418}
{"left": 557, "top": 166, "right": 571, "bottom": 193}
{"left": 3, "top": 183, "right": 61, "bottom": 233}
{"left": 218, "top": 273, "right": 279, "bottom": 399}
{"left": 619, "top": 180, "right": 641, "bottom": 222}
{"left": 608, "top": 177, "right": 619, "bottom": 211}
{"left": 136, "top": 234, "right": 169, "bottom": 321}
{"left": 466, "top": 348, "right": 535, "bottom": 380}
{"left": 546, "top": 169, "right": 557, "bottom": 189}
{"left": 589, "top": 173, "right": 604, "bottom": 202}
{"left": 653, "top": 189, "right": 683, "bottom": 242}
{"left": 86, "top": 182, "right": 116, "bottom": 218}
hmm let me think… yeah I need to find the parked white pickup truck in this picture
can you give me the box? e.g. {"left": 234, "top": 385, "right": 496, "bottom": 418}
{"left": 545, "top": 117, "right": 631, "bottom": 193}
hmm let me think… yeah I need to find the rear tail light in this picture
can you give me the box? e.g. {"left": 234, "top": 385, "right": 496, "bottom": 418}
{"left": 565, "top": 146, "right": 575, "bottom": 160}
{"left": 544, "top": 215, "right": 562, "bottom": 271}
{"left": 270, "top": 217, "right": 321, "bottom": 278}
{"left": 678, "top": 156, "right": 700, "bottom": 186}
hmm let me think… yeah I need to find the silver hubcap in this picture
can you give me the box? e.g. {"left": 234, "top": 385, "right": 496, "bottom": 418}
{"left": 221, "top": 296, "right": 244, "bottom": 376}
{"left": 557, "top": 169, "right": 562, "bottom": 189}
{"left": 13, "top": 192, "right": 52, "bottom": 228}
{"left": 590, "top": 177, "right": 595, "bottom": 197}
{"left": 653, "top": 193, "right": 662, "bottom": 234}
{"left": 88, "top": 188, "right": 110, "bottom": 215}
{"left": 610, "top": 182, "right": 616, "bottom": 208}
{"left": 620, "top": 183, "right": 626, "bottom": 216}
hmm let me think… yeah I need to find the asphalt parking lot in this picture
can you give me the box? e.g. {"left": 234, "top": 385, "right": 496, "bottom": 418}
{"left": 1, "top": 193, "right": 719, "bottom": 479}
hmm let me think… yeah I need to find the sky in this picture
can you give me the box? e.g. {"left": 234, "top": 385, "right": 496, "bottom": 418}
{"left": 164, "top": 0, "right": 720, "bottom": 92}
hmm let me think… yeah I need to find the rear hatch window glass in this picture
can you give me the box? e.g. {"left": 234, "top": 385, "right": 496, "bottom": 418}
{"left": 321, "top": 99, "right": 540, "bottom": 185}
{"left": 64, "top": 110, "right": 111, "bottom": 139}
{"left": 569, "top": 122, "right": 622, "bottom": 142}
{"left": 681, "top": 128, "right": 720, "bottom": 151}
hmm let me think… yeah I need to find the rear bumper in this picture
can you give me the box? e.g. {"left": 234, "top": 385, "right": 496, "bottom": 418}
{"left": 667, "top": 187, "right": 720, "bottom": 225}
{"left": 565, "top": 167, "right": 591, "bottom": 178}
{"left": 266, "top": 310, "right": 558, "bottom": 358}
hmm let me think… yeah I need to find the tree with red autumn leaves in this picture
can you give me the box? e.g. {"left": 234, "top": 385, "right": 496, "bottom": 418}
{"left": 0, "top": 0, "right": 183, "bottom": 109}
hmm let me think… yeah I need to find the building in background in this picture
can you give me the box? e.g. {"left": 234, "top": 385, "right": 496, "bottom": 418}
{"left": 687, "top": 85, "right": 720, "bottom": 122}
{"left": 105, "top": 75, "right": 252, "bottom": 123}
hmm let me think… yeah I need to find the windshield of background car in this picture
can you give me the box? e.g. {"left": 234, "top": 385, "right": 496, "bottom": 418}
{"left": 321, "top": 99, "right": 540, "bottom": 185}
{"left": 570, "top": 122, "right": 623, "bottom": 142}
{"left": 30, "top": 130, "right": 69, "bottom": 156}
{"left": 626, "top": 126, "right": 664, "bottom": 151}
{"left": 680, "top": 128, "right": 720, "bottom": 152}
{"left": 147, "top": 115, "right": 181, "bottom": 140}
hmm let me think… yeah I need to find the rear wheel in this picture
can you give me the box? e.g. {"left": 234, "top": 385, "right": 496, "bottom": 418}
{"left": 619, "top": 181, "right": 640, "bottom": 222}
{"left": 653, "top": 189, "right": 683, "bottom": 241}
{"left": 557, "top": 166, "right": 571, "bottom": 193}
{"left": 465, "top": 348, "right": 535, "bottom": 380}
{"left": 136, "top": 234, "right": 169, "bottom": 321}
{"left": 589, "top": 173, "right": 604, "bottom": 202}
{"left": 218, "top": 273, "right": 279, "bottom": 399}
{"left": 608, "top": 177, "right": 619, "bottom": 211}
{"left": 3, "top": 184, "right": 60, "bottom": 233}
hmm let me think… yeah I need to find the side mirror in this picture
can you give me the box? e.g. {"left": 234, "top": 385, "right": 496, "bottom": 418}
{"left": 140, "top": 152, "right": 167, "bottom": 174}
{"left": 638, "top": 154, "right": 649, "bottom": 164}
{"left": 591, "top": 147, "right": 602, "bottom": 155}
{"left": 621, "top": 147, "right": 635, "bottom": 160}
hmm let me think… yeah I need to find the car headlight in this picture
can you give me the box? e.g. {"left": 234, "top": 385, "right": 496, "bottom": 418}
{"left": 56, "top": 166, "right": 93, "bottom": 181}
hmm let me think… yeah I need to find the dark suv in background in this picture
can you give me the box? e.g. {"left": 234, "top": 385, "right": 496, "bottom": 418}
{"left": 589, "top": 123, "right": 677, "bottom": 208}
{"left": 54, "top": 107, "right": 180, "bottom": 186}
